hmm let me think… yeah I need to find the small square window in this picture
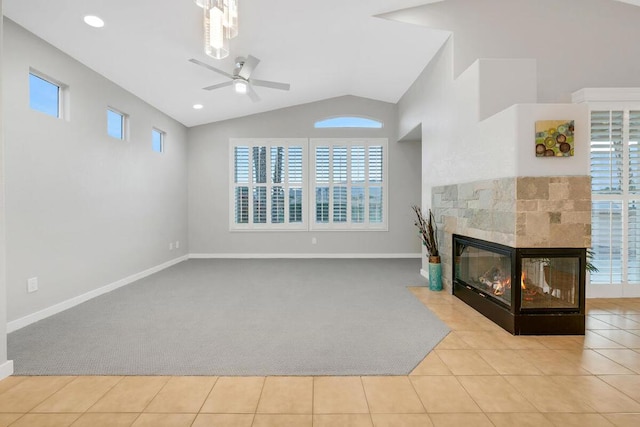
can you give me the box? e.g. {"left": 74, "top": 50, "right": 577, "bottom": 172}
{"left": 29, "top": 72, "right": 61, "bottom": 118}
{"left": 107, "top": 108, "right": 127, "bottom": 140}
{"left": 152, "top": 128, "right": 164, "bottom": 153}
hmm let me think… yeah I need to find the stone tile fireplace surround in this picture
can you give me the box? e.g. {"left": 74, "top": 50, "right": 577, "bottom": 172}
{"left": 431, "top": 176, "right": 591, "bottom": 292}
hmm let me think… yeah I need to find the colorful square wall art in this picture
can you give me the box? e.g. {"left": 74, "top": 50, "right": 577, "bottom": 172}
{"left": 535, "top": 120, "right": 574, "bottom": 157}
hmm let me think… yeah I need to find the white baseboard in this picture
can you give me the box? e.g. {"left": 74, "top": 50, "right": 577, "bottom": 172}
{"left": 0, "top": 360, "right": 14, "bottom": 380}
{"left": 586, "top": 284, "right": 640, "bottom": 299}
{"left": 7, "top": 255, "right": 188, "bottom": 333}
{"left": 420, "top": 269, "right": 429, "bottom": 279}
{"left": 189, "top": 253, "right": 421, "bottom": 259}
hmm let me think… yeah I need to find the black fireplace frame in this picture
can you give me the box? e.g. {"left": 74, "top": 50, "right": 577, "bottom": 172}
{"left": 452, "top": 234, "right": 586, "bottom": 335}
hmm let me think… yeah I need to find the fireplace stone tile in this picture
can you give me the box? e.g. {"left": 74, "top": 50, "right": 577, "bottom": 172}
{"left": 517, "top": 177, "right": 549, "bottom": 200}
{"left": 431, "top": 175, "right": 590, "bottom": 293}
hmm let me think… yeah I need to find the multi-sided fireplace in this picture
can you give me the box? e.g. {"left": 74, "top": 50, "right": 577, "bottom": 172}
{"left": 453, "top": 235, "right": 586, "bottom": 335}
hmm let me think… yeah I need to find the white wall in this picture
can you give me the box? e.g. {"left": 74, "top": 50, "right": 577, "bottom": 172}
{"left": 399, "top": 40, "right": 538, "bottom": 207}
{"left": 3, "top": 19, "right": 189, "bottom": 323}
{"left": 400, "top": 42, "right": 591, "bottom": 200}
{"left": 188, "top": 95, "right": 422, "bottom": 256}
{"left": 0, "top": 0, "right": 11, "bottom": 379}
{"left": 478, "top": 59, "right": 537, "bottom": 122}
{"left": 386, "top": 0, "right": 640, "bottom": 104}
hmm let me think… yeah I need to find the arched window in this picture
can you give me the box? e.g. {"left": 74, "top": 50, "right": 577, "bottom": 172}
{"left": 314, "top": 116, "right": 383, "bottom": 129}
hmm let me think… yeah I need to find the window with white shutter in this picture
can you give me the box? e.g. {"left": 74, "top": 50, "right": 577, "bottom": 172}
{"left": 590, "top": 109, "right": 640, "bottom": 286}
{"left": 591, "top": 111, "right": 623, "bottom": 194}
{"left": 629, "top": 200, "right": 640, "bottom": 283}
{"left": 230, "top": 139, "right": 307, "bottom": 230}
{"left": 310, "top": 138, "right": 388, "bottom": 230}
{"left": 229, "top": 136, "right": 387, "bottom": 231}
{"left": 628, "top": 111, "right": 640, "bottom": 283}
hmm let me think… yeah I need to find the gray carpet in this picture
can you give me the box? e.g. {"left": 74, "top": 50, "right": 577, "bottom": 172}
{"left": 8, "top": 259, "right": 449, "bottom": 376}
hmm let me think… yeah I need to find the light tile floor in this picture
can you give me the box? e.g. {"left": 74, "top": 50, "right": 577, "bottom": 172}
{"left": 0, "top": 289, "right": 639, "bottom": 426}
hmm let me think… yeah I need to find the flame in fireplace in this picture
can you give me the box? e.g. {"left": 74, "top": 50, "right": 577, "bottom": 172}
{"left": 492, "top": 277, "right": 511, "bottom": 296}
{"left": 478, "top": 265, "right": 512, "bottom": 297}
{"left": 521, "top": 272, "right": 526, "bottom": 289}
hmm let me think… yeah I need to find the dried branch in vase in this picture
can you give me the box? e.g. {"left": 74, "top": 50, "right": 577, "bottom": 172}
{"left": 412, "top": 205, "right": 439, "bottom": 261}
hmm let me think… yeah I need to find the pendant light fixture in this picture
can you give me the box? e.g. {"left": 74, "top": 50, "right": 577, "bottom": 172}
{"left": 194, "top": 0, "right": 239, "bottom": 60}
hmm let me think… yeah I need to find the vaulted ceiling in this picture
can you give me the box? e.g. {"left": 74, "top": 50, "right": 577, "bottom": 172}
{"left": 3, "top": 0, "right": 450, "bottom": 127}
{"left": 6, "top": 1, "right": 636, "bottom": 127}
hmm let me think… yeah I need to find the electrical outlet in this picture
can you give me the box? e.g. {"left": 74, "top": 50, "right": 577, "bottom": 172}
{"left": 175, "top": 240, "right": 180, "bottom": 249}
{"left": 312, "top": 237, "right": 317, "bottom": 244}
{"left": 169, "top": 242, "right": 173, "bottom": 250}
{"left": 27, "top": 277, "right": 38, "bottom": 293}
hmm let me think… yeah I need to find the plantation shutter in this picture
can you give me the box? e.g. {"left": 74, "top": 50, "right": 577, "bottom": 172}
{"left": 315, "top": 146, "right": 330, "bottom": 223}
{"left": 629, "top": 112, "right": 640, "bottom": 282}
{"left": 232, "top": 138, "right": 385, "bottom": 230}
{"left": 288, "top": 146, "right": 303, "bottom": 223}
{"left": 590, "top": 110, "right": 639, "bottom": 285}
{"left": 333, "top": 146, "right": 348, "bottom": 222}
{"left": 270, "top": 147, "right": 285, "bottom": 224}
{"left": 591, "top": 201, "right": 623, "bottom": 284}
{"left": 310, "top": 139, "right": 387, "bottom": 229}
{"left": 252, "top": 146, "right": 267, "bottom": 224}
{"left": 630, "top": 111, "right": 640, "bottom": 194}
{"left": 369, "top": 145, "right": 384, "bottom": 223}
{"left": 629, "top": 201, "right": 640, "bottom": 283}
{"left": 234, "top": 146, "right": 250, "bottom": 224}
{"left": 351, "top": 146, "right": 366, "bottom": 223}
{"left": 590, "top": 111, "right": 623, "bottom": 284}
{"left": 590, "top": 111, "right": 623, "bottom": 194}
{"left": 231, "top": 139, "right": 306, "bottom": 229}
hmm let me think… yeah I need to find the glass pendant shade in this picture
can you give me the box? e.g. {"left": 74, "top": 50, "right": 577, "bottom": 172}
{"left": 204, "top": 3, "right": 229, "bottom": 59}
{"left": 197, "top": 0, "right": 237, "bottom": 59}
{"left": 225, "top": 0, "right": 239, "bottom": 39}
{"left": 194, "top": 0, "right": 209, "bottom": 8}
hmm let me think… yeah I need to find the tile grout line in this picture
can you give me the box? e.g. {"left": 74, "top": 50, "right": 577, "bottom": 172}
{"left": 251, "top": 376, "right": 268, "bottom": 425}
{"left": 0, "top": 377, "right": 28, "bottom": 397}
{"left": 456, "top": 374, "right": 540, "bottom": 418}
{"left": 406, "top": 373, "right": 430, "bottom": 419}
{"left": 189, "top": 376, "right": 219, "bottom": 427}
{"left": 83, "top": 375, "right": 137, "bottom": 414}
{"left": 311, "top": 377, "right": 314, "bottom": 426}
{"left": 6, "top": 413, "right": 28, "bottom": 427}
{"left": 22, "top": 376, "right": 77, "bottom": 414}
{"left": 358, "top": 376, "right": 375, "bottom": 427}
{"left": 595, "top": 374, "right": 640, "bottom": 406}
{"left": 66, "top": 376, "right": 127, "bottom": 426}
{"left": 590, "top": 329, "right": 639, "bottom": 348}
{"left": 131, "top": 376, "right": 172, "bottom": 423}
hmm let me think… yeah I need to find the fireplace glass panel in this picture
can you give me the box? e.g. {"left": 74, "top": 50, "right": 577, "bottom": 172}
{"left": 521, "top": 257, "right": 580, "bottom": 309}
{"left": 456, "top": 244, "right": 512, "bottom": 307}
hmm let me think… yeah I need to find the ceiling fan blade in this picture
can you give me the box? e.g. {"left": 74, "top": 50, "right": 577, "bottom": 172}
{"left": 251, "top": 79, "right": 291, "bottom": 91}
{"left": 247, "top": 84, "right": 261, "bottom": 103}
{"left": 203, "top": 81, "right": 234, "bottom": 91}
{"left": 238, "top": 55, "right": 260, "bottom": 80}
{"left": 188, "top": 58, "right": 233, "bottom": 79}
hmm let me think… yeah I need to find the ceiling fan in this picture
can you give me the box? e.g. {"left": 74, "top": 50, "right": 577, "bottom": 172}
{"left": 189, "top": 55, "right": 290, "bottom": 102}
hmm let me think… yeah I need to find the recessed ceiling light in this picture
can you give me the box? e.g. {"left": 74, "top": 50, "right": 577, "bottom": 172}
{"left": 83, "top": 15, "right": 105, "bottom": 28}
{"left": 193, "top": 104, "right": 204, "bottom": 110}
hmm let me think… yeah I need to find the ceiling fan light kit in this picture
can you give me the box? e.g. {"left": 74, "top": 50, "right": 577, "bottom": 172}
{"left": 189, "top": 55, "right": 291, "bottom": 102}
{"left": 195, "top": 0, "right": 239, "bottom": 60}
{"left": 233, "top": 79, "right": 248, "bottom": 94}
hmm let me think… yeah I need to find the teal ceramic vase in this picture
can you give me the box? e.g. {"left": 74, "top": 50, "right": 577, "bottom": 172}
{"left": 428, "top": 257, "right": 443, "bottom": 291}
